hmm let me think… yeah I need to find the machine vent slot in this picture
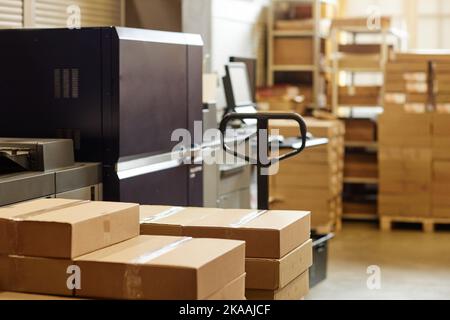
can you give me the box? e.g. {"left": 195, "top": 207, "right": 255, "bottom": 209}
{"left": 62, "top": 69, "right": 70, "bottom": 98}
{"left": 54, "top": 69, "right": 61, "bottom": 99}
{"left": 71, "top": 68, "right": 79, "bottom": 98}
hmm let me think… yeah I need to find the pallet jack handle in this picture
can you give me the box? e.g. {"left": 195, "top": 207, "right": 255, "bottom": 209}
{"left": 219, "top": 112, "right": 308, "bottom": 210}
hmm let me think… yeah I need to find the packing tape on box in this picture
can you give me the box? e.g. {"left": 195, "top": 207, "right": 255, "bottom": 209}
{"left": 123, "top": 237, "right": 193, "bottom": 299}
{"left": 10, "top": 200, "right": 90, "bottom": 222}
{"left": 140, "top": 207, "right": 186, "bottom": 223}
{"left": 6, "top": 200, "right": 90, "bottom": 255}
{"left": 229, "top": 210, "right": 268, "bottom": 228}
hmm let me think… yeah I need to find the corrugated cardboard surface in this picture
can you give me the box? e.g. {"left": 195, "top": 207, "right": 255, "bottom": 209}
{"left": 246, "top": 270, "right": 309, "bottom": 301}
{"left": 245, "top": 240, "right": 312, "bottom": 290}
{"left": 1, "top": 199, "right": 140, "bottom": 259}
{"left": 0, "top": 256, "right": 9, "bottom": 291}
{"left": 75, "top": 236, "right": 245, "bottom": 300}
{"left": 0, "top": 292, "right": 81, "bottom": 300}
{"left": 5, "top": 255, "right": 74, "bottom": 297}
{"left": 0, "top": 199, "right": 82, "bottom": 254}
{"left": 378, "top": 113, "right": 432, "bottom": 148}
{"left": 140, "top": 207, "right": 310, "bottom": 259}
{"left": 274, "top": 38, "right": 313, "bottom": 65}
{"left": 140, "top": 206, "right": 221, "bottom": 236}
{"left": 433, "top": 113, "right": 450, "bottom": 160}
{"left": 206, "top": 274, "right": 246, "bottom": 300}
{"left": 379, "top": 194, "right": 431, "bottom": 217}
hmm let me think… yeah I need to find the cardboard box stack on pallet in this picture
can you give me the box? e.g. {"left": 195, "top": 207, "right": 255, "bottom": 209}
{"left": 140, "top": 206, "right": 312, "bottom": 300}
{"left": 0, "top": 199, "right": 247, "bottom": 300}
{"left": 432, "top": 59, "right": 450, "bottom": 220}
{"left": 380, "top": 53, "right": 450, "bottom": 228}
{"left": 269, "top": 118, "right": 345, "bottom": 233}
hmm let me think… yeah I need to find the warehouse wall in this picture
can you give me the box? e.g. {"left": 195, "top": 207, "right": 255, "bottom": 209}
{"left": 126, "top": 0, "right": 182, "bottom": 31}
{"left": 183, "top": 0, "right": 267, "bottom": 78}
{"left": 343, "top": 0, "right": 450, "bottom": 49}
{"left": 183, "top": 0, "right": 269, "bottom": 109}
{"left": 0, "top": 0, "right": 123, "bottom": 28}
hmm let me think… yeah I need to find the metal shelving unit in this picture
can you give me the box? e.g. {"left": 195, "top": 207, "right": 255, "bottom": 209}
{"left": 329, "top": 18, "right": 408, "bottom": 222}
{"left": 330, "top": 18, "right": 408, "bottom": 114}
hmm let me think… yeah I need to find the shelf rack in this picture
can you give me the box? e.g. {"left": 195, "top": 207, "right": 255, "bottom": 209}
{"left": 267, "top": 0, "right": 339, "bottom": 109}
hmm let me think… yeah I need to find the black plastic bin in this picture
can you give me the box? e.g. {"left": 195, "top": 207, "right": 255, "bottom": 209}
{"left": 309, "top": 233, "right": 334, "bottom": 288}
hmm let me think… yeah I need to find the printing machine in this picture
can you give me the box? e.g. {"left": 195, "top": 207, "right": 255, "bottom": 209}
{"left": 0, "top": 27, "right": 203, "bottom": 206}
{"left": 0, "top": 138, "right": 102, "bottom": 206}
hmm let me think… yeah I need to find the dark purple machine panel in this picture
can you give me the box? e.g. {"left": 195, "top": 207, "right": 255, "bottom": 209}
{"left": 118, "top": 40, "right": 188, "bottom": 157}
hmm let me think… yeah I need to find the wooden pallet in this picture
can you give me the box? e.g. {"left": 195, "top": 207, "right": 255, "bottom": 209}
{"left": 380, "top": 216, "right": 450, "bottom": 233}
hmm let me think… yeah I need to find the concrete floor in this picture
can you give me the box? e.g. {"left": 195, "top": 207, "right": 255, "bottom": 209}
{"left": 308, "top": 222, "right": 450, "bottom": 300}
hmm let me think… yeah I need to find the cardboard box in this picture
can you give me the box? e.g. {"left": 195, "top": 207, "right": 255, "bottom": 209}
{"left": 0, "top": 256, "right": 9, "bottom": 291}
{"left": 245, "top": 240, "right": 312, "bottom": 290}
{"left": 274, "top": 38, "right": 313, "bottom": 65}
{"left": 378, "top": 113, "right": 432, "bottom": 148}
{"left": 0, "top": 199, "right": 82, "bottom": 254}
{"left": 0, "top": 199, "right": 140, "bottom": 258}
{"left": 344, "top": 153, "right": 378, "bottom": 179}
{"left": 270, "top": 118, "right": 344, "bottom": 139}
{"left": 245, "top": 271, "right": 309, "bottom": 301}
{"left": 339, "top": 44, "right": 391, "bottom": 55}
{"left": 140, "top": 207, "right": 311, "bottom": 259}
{"left": 257, "top": 86, "right": 309, "bottom": 114}
{"left": 379, "top": 148, "right": 432, "bottom": 193}
{"left": 338, "top": 54, "right": 381, "bottom": 70}
{"left": 3, "top": 255, "right": 74, "bottom": 297}
{"left": 0, "top": 292, "right": 80, "bottom": 300}
{"left": 431, "top": 161, "right": 450, "bottom": 218}
{"left": 433, "top": 113, "right": 450, "bottom": 159}
{"left": 270, "top": 194, "right": 336, "bottom": 229}
{"left": 345, "top": 118, "right": 376, "bottom": 142}
{"left": 275, "top": 19, "right": 314, "bottom": 31}
{"left": 379, "top": 194, "right": 430, "bottom": 217}
{"left": 206, "top": 274, "right": 246, "bottom": 300}
{"left": 75, "top": 236, "right": 245, "bottom": 300}
{"left": 140, "top": 206, "right": 219, "bottom": 236}
{"left": 385, "top": 62, "right": 428, "bottom": 73}
{"left": 338, "top": 86, "right": 380, "bottom": 106}
{"left": 332, "top": 17, "right": 391, "bottom": 30}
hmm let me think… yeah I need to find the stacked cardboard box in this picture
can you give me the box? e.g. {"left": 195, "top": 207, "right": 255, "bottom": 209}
{"left": 256, "top": 85, "right": 310, "bottom": 114}
{"left": 274, "top": 38, "right": 315, "bottom": 65}
{"left": 269, "top": 118, "right": 344, "bottom": 231}
{"left": 381, "top": 53, "right": 450, "bottom": 221}
{"left": 344, "top": 118, "right": 377, "bottom": 142}
{"left": 139, "top": 206, "right": 312, "bottom": 300}
{"left": 344, "top": 152, "right": 378, "bottom": 179}
{"left": 432, "top": 113, "right": 450, "bottom": 218}
{"left": 0, "top": 292, "right": 82, "bottom": 300}
{"left": 338, "top": 86, "right": 381, "bottom": 106}
{"left": 378, "top": 113, "right": 432, "bottom": 217}
{"left": 0, "top": 199, "right": 246, "bottom": 300}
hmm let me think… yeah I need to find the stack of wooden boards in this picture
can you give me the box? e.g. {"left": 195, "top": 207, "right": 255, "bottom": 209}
{"left": 269, "top": 117, "right": 345, "bottom": 233}
{"left": 0, "top": 198, "right": 312, "bottom": 300}
{"left": 0, "top": 199, "right": 246, "bottom": 300}
{"left": 140, "top": 206, "right": 312, "bottom": 300}
{"left": 380, "top": 52, "right": 450, "bottom": 231}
